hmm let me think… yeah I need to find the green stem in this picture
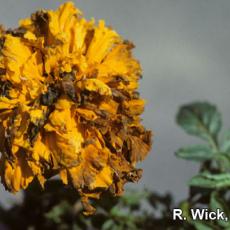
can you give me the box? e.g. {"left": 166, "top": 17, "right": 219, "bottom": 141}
{"left": 208, "top": 135, "right": 219, "bottom": 153}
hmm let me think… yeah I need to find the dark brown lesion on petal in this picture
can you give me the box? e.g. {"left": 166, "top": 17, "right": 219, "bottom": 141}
{"left": 107, "top": 75, "right": 129, "bottom": 88}
{"left": 132, "top": 91, "right": 140, "bottom": 99}
{"left": 83, "top": 29, "right": 95, "bottom": 55}
{"left": 0, "top": 80, "right": 12, "bottom": 98}
{"left": 41, "top": 71, "right": 79, "bottom": 105}
{"left": 0, "top": 25, "right": 5, "bottom": 33}
{"left": 104, "top": 135, "right": 117, "bottom": 154}
{"left": 0, "top": 68, "right": 6, "bottom": 75}
{"left": 90, "top": 159, "right": 104, "bottom": 171}
{"left": 95, "top": 109, "right": 109, "bottom": 119}
{"left": 79, "top": 90, "right": 104, "bottom": 107}
{"left": 6, "top": 27, "right": 27, "bottom": 37}
{"left": 3, "top": 110, "right": 17, "bottom": 163}
{"left": 125, "top": 168, "right": 142, "bottom": 182}
{"left": 4, "top": 135, "right": 14, "bottom": 163}
{"left": 81, "top": 139, "right": 95, "bottom": 148}
{"left": 59, "top": 72, "right": 77, "bottom": 102}
{"left": 111, "top": 89, "right": 128, "bottom": 102}
{"left": 40, "top": 84, "right": 60, "bottom": 106}
{"left": 27, "top": 122, "right": 42, "bottom": 145}
{"left": 0, "top": 37, "right": 5, "bottom": 55}
{"left": 31, "top": 11, "right": 49, "bottom": 39}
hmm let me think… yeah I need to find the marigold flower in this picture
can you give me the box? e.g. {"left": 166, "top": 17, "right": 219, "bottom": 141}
{"left": 0, "top": 2, "right": 151, "bottom": 214}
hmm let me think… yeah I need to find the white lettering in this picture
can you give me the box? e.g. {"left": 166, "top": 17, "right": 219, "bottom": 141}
{"left": 173, "top": 209, "right": 183, "bottom": 220}
{"left": 191, "top": 209, "right": 205, "bottom": 220}
{"left": 209, "top": 211, "right": 216, "bottom": 220}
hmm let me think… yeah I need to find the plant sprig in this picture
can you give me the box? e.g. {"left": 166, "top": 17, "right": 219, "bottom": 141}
{"left": 176, "top": 102, "right": 230, "bottom": 229}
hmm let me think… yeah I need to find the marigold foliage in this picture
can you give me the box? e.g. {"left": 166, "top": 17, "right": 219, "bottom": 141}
{"left": 0, "top": 2, "right": 151, "bottom": 214}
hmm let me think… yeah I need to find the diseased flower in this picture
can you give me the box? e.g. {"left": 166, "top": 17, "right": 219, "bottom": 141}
{"left": 0, "top": 2, "right": 151, "bottom": 215}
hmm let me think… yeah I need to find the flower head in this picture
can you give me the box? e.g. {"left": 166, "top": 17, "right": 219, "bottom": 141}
{"left": 0, "top": 2, "right": 151, "bottom": 214}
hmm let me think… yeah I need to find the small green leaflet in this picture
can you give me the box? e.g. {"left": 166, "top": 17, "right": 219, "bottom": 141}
{"left": 220, "top": 129, "right": 230, "bottom": 153}
{"left": 189, "top": 173, "right": 230, "bottom": 189}
{"left": 213, "top": 153, "right": 230, "bottom": 172}
{"left": 192, "top": 221, "right": 217, "bottom": 230}
{"left": 102, "top": 220, "right": 115, "bottom": 230}
{"left": 121, "top": 190, "right": 149, "bottom": 206}
{"left": 176, "top": 102, "right": 222, "bottom": 143}
{"left": 44, "top": 201, "right": 70, "bottom": 224}
{"left": 210, "top": 192, "right": 230, "bottom": 228}
{"left": 175, "top": 145, "right": 213, "bottom": 162}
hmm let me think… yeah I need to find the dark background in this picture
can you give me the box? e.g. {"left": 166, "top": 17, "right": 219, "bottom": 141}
{"left": 0, "top": 0, "right": 229, "bottom": 207}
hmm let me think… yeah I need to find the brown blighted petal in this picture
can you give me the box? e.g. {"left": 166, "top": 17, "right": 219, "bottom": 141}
{"left": 122, "top": 99, "right": 145, "bottom": 116}
{"left": 81, "top": 196, "right": 96, "bottom": 216}
{"left": 68, "top": 144, "right": 110, "bottom": 189}
{"left": 109, "top": 152, "right": 133, "bottom": 176}
{"left": 108, "top": 153, "right": 143, "bottom": 196}
{"left": 0, "top": 25, "right": 4, "bottom": 35}
{"left": 99, "top": 99, "right": 118, "bottom": 115}
{"left": 108, "top": 131, "right": 124, "bottom": 152}
{"left": 75, "top": 108, "right": 97, "bottom": 121}
{"left": 0, "top": 111, "right": 9, "bottom": 150}
{"left": 2, "top": 107, "right": 31, "bottom": 157}
{"left": 76, "top": 78, "right": 112, "bottom": 96}
{"left": 67, "top": 147, "right": 113, "bottom": 214}
{"left": 126, "top": 136, "right": 151, "bottom": 164}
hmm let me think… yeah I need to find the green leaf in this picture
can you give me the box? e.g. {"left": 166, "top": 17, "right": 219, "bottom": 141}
{"left": 44, "top": 201, "right": 70, "bottom": 224}
{"left": 176, "top": 102, "right": 221, "bottom": 145}
{"left": 189, "top": 173, "right": 230, "bottom": 189}
{"left": 192, "top": 221, "right": 217, "bottom": 230}
{"left": 121, "top": 190, "right": 149, "bottom": 206}
{"left": 111, "top": 225, "right": 124, "bottom": 230}
{"left": 72, "top": 223, "right": 83, "bottom": 230}
{"left": 126, "top": 220, "right": 138, "bottom": 230}
{"left": 220, "top": 130, "right": 230, "bottom": 153}
{"left": 213, "top": 153, "right": 230, "bottom": 172}
{"left": 102, "top": 220, "right": 115, "bottom": 230}
{"left": 210, "top": 192, "right": 230, "bottom": 228}
{"left": 110, "top": 206, "right": 129, "bottom": 218}
{"left": 179, "top": 201, "right": 190, "bottom": 220}
{"left": 175, "top": 145, "right": 213, "bottom": 162}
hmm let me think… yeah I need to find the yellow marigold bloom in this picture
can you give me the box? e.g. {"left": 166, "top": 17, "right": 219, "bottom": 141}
{"left": 0, "top": 2, "right": 151, "bottom": 215}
